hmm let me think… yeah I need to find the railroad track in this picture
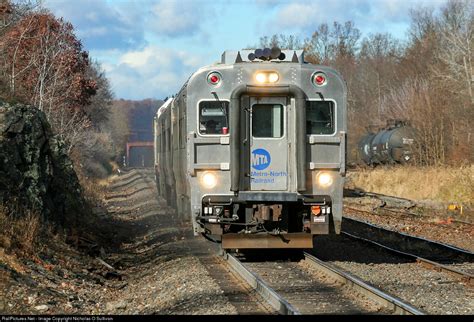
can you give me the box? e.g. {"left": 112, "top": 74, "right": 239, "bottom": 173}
{"left": 345, "top": 188, "right": 416, "bottom": 208}
{"left": 344, "top": 188, "right": 473, "bottom": 225}
{"left": 218, "top": 215, "right": 472, "bottom": 315}
{"left": 222, "top": 250, "right": 425, "bottom": 315}
{"left": 183, "top": 238, "right": 277, "bottom": 315}
{"left": 341, "top": 216, "right": 474, "bottom": 285}
{"left": 345, "top": 204, "right": 473, "bottom": 226}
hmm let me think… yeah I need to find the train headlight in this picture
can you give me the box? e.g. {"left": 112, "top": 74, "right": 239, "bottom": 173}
{"left": 201, "top": 172, "right": 218, "bottom": 189}
{"left": 255, "top": 71, "right": 279, "bottom": 84}
{"left": 317, "top": 172, "right": 333, "bottom": 187}
{"left": 268, "top": 72, "right": 279, "bottom": 83}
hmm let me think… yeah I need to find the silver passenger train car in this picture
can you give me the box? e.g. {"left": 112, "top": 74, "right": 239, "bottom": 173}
{"left": 154, "top": 48, "right": 347, "bottom": 249}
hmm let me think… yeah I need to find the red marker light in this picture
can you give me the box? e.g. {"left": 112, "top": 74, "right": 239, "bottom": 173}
{"left": 315, "top": 75, "right": 325, "bottom": 85}
{"left": 210, "top": 75, "right": 219, "bottom": 84}
{"left": 207, "top": 72, "right": 222, "bottom": 86}
{"left": 222, "top": 127, "right": 228, "bottom": 134}
{"left": 312, "top": 72, "right": 327, "bottom": 86}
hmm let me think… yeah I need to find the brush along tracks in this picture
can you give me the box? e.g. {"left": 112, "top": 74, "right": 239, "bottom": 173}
{"left": 223, "top": 251, "right": 424, "bottom": 315}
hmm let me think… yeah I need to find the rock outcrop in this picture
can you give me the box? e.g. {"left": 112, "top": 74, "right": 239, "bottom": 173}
{"left": 0, "top": 100, "right": 86, "bottom": 225}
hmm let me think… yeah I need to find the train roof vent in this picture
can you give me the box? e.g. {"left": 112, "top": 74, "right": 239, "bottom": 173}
{"left": 221, "top": 49, "right": 304, "bottom": 64}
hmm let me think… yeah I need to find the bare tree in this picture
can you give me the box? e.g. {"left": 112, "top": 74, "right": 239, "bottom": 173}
{"left": 433, "top": 0, "right": 473, "bottom": 105}
{"left": 304, "top": 21, "right": 361, "bottom": 64}
{"left": 259, "top": 33, "right": 303, "bottom": 50}
{"left": 83, "top": 59, "right": 113, "bottom": 129}
{"left": 381, "top": 79, "right": 447, "bottom": 165}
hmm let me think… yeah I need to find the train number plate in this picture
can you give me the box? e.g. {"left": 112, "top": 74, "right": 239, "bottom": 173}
{"left": 313, "top": 216, "right": 326, "bottom": 223}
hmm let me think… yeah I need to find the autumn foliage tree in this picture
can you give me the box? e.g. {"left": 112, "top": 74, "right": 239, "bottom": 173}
{"left": 0, "top": 2, "right": 115, "bottom": 179}
{"left": 0, "top": 11, "right": 98, "bottom": 151}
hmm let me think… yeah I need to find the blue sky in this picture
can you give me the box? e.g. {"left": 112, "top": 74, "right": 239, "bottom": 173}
{"left": 44, "top": 0, "right": 447, "bottom": 100}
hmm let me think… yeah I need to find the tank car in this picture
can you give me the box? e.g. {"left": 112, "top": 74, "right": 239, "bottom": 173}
{"left": 154, "top": 48, "right": 347, "bottom": 249}
{"left": 358, "top": 120, "right": 416, "bottom": 166}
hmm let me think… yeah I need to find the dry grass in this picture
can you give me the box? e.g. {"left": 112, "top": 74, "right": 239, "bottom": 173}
{"left": 78, "top": 176, "right": 108, "bottom": 205}
{"left": 0, "top": 207, "right": 40, "bottom": 258}
{"left": 347, "top": 165, "right": 473, "bottom": 205}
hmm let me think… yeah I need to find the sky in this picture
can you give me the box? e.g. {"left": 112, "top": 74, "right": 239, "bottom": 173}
{"left": 43, "top": 0, "right": 447, "bottom": 101}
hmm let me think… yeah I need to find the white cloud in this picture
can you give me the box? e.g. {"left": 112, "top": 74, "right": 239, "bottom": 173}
{"left": 274, "top": 3, "right": 317, "bottom": 28}
{"left": 148, "top": 0, "right": 210, "bottom": 38}
{"left": 45, "top": 0, "right": 146, "bottom": 50}
{"left": 269, "top": 0, "right": 448, "bottom": 34}
{"left": 105, "top": 46, "right": 205, "bottom": 99}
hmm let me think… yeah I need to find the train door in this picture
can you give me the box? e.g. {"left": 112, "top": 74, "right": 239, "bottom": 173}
{"left": 249, "top": 97, "right": 288, "bottom": 191}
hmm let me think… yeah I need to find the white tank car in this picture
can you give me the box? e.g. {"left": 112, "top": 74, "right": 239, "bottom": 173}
{"left": 154, "top": 48, "right": 347, "bottom": 249}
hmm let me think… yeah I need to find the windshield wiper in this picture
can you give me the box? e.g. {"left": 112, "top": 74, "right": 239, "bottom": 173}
{"left": 211, "top": 91, "right": 228, "bottom": 128}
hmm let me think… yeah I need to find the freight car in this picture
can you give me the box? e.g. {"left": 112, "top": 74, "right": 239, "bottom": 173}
{"left": 154, "top": 48, "right": 347, "bottom": 249}
{"left": 358, "top": 120, "right": 416, "bottom": 166}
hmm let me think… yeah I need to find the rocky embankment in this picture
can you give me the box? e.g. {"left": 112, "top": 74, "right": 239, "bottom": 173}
{"left": 0, "top": 100, "right": 85, "bottom": 225}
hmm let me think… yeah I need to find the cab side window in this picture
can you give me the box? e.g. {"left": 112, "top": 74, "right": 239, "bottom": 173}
{"left": 306, "top": 101, "right": 335, "bottom": 135}
{"left": 199, "top": 101, "right": 229, "bottom": 135}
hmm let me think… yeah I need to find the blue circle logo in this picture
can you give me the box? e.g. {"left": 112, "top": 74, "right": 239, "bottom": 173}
{"left": 251, "top": 148, "right": 271, "bottom": 170}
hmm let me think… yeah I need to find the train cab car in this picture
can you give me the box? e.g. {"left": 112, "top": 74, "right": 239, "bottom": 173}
{"left": 154, "top": 48, "right": 347, "bottom": 249}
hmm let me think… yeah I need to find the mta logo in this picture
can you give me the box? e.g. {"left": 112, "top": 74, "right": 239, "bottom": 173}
{"left": 251, "top": 148, "right": 271, "bottom": 170}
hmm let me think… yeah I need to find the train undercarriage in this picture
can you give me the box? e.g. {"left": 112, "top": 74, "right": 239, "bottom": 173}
{"left": 197, "top": 197, "right": 334, "bottom": 249}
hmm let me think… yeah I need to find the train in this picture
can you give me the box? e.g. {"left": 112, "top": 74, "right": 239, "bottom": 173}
{"left": 153, "top": 47, "right": 347, "bottom": 249}
{"left": 358, "top": 120, "right": 416, "bottom": 166}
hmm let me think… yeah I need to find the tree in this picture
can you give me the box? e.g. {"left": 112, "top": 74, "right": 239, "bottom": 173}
{"left": 0, "top": 12, "right": 97, "bottom": 151}
{"left": 304, "top": 21, "right": 361, "bottom": 65}
{"left": 381, "top": 79, "right": 447, "bottom": 165}
{"left": 83, "top": 59, "right": 113, "bottom": 129}
{"left": 259, "top": 34, "right": 303, "bottom": 50}
{"left": 434, "top": 0, "right": 473, "bottom": 105}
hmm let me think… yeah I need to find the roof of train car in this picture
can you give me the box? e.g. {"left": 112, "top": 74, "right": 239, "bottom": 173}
{"left": 155, "top": 49, "right": 346, "bottom": 122}
{"left": 156, "top": 97, "right": 173, "bottom": 119}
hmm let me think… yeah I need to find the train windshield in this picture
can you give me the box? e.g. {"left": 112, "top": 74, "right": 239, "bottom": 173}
{"left": 199, "top": 101, "right": 229, "bottom": 135}
{"left": 306, "top": 101, "right": 335, "bottom": 135}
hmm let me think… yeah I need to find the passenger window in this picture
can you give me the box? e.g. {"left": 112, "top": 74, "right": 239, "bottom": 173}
{"left": 306, "top": 101, "right": 335, "bottom": 135}
{"left": 199, "top": 101, "right": 229, "bottom": 135}
{"left": 252, "top": 104, "right": 284, "bottom": 138}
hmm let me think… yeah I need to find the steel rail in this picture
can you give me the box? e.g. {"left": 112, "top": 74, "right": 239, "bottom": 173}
{"left": 302, "top": 252, "right": 426, "bottom": 315}
{"left": 344, "top": 188, "right": 473, "bottom": 225}
{"left": 341, "top": 230, "right": 473, "bottom": 286}
{"left": 223, "top": 252, "right": 300, "bottom": 315}
{"left": 342, "top": 216, "right": 474, "bottom": 260}
{"left": 380, "top": 207, "right": 473, "bottom": 225}
{"left": 345, "top": 204, "right": 472, "bottom": 226}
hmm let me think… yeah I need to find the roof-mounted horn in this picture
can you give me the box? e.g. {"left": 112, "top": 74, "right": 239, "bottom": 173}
{"left": 235, "top": 51, "right": 243, "bottom": 63}
{"left": 221, "top": 48, "right": 304, "bottom": 64}
{"left": 291, "top": 51, "right": 299, "bottom": 63}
